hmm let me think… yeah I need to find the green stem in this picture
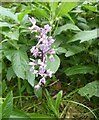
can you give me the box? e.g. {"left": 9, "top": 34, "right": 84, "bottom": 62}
{"left": 18, "top": 78, "right": 22, "bottom": 108}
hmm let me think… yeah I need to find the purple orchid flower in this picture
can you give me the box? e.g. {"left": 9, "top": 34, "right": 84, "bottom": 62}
{"left": 29, "top": 17, "right": 56, "bottom": 90}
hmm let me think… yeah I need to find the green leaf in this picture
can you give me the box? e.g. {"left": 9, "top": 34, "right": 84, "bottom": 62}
{"left": 66, "top": 13, "right": 75, "bottom": 24}
{"left": 34, "top": 87, "right": 42, "bottom": 99}
{"left": 18, "top": 9, "right": 31, "bottom": 22}
{"left": 26, "top": 67, "right": 35, "bottom": 87}
{"left": 55, "top": 2, "right": 77, "bottom": 17}
{"left": 2, "top": 80, "right": 7, "bottom": 94}
{"left": 46, "top": 55, "right": 60, "bottom": 73}
{"left": 54, "top": 23, "right": 81, "bottom": 36}
{"left": 53, "top": 35, "right": 64, "bottom": 48}
{"left": 78, "top": 81, "right": 99, "bottom": 98}
{"left": 2, "top": 91, "right": 13, "bottom": 118}
{"left": 10, "top": 109, "right": 29, "bottom": 118}
{"left": 4, "top": 49, "right": 16, "bottom": 61}
{"left": 65, "top": 44, "right": 86, "bottom": 57}
{"left": 68, "top": 29, "right": 99, "bottom": 43}
{"left": 56, "top": 47, "right": 66, "bottom": 54}
{"left": 0, "top": 22, "right": 15, "bottom": 28}
{"left": 65, "top": 65, "right": 97, "bottom": 76}
{"left": 55, "top": 90, "right": 63, "bottom": 114}
{"left": 49, "top": 2, "right": 58, "bottom": 20}
{"left": 45, "top": 89, "right": 58, "bottom": 117}
{"left": 27, "top": 113, "right": 52, "bottom": 118}
{"left": 0, "top": 6, "right": 18, "bottom": 23}
{"left": 50, "top": 2, "right": 58, "bottom": 13}
{"left": 2, "top": 30, "right": 19, "bottom": 40}
{"left": 12, "top": 50, "right": 28, "bottom": 79}
{"left": 6, "top": 66, "right": 16, "bottom": 81}
{"left": 84, "top": 5, "right": 97, "bottom": 12}
{"left": 32, "top": 6, "right": 49, "bottom": 19}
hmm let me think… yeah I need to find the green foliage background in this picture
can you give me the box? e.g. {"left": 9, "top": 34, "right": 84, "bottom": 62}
{"left": 0, "top": 0, "right": 99, "bottom": 119}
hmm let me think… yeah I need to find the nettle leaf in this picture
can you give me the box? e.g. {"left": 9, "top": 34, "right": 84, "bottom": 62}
{"left": 0, "top": 6, "right": 18, "bottom": 23}
{"left": 68, "top": 29, "right": 99, "bottom": 43}
{"left": 2, "top": 91, "right": 13, "bottom": 118}
{"left": 46, "top": 55, "right": 60, "bottom": 73}
{"left": 78, "top": 81, "right": 99, "bottom": 98}
{"left": 55, "top": 2, "right": 77, "bottom": 17}
{"left": 65, "top": 65, "right": 97, "bottom": 76}
{"left": 54, "top": 24, "right": 81, "bottom": 36}
{"left": 12, "top": 50, "right": 28, "bottom": 79}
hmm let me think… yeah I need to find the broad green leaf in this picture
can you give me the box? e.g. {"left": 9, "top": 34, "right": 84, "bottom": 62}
{"left": 26, "top": 67, "right": 35, "bottom": 87}
{"left": 55, "top": 2, "right": 77, "bottom": 18}
{"left": 68, "top": 29, "right": 98, "bottom": 43}
{"left": 2, "top": 91, "right": 13, "bottom": 118}
{"left": 4, "top": 49, "right": 16, "bottom": 61}
{"left": 6, "top": 66, "right": 16, "bottom": 81}
{"left": 65, "top": 45, "right": 86, "bottom": 57}
{"left": 55, "top": 90, "right": 63, "bottom": 114}
{"left": 54, "top": 23, "right": 81, "bottom": 36}
{"left": 65, "top": 65, "right": 97, "bottom": 76}
{"left": 0, "top": 6, "right": 18, "bottom": 23}
{"left": 12, "top": 50, "right": 28, "bottom": 79}
{"left": 78, "top": 81, "right": 99, "bottom": 98}
{"left": 46, "top": 55, "right": 60, "bottom": 73}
